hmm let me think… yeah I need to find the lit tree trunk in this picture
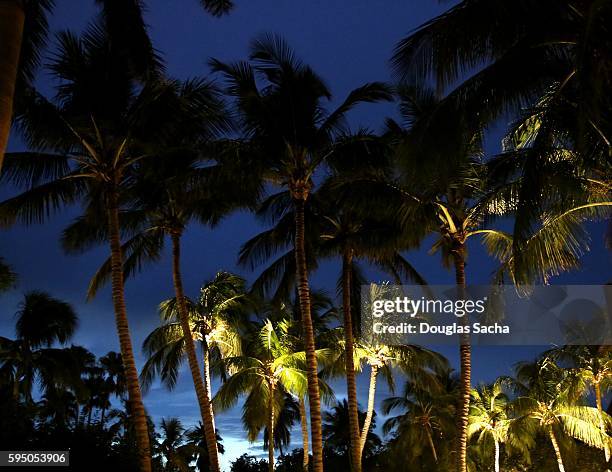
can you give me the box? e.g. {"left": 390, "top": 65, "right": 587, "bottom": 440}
{"left": 170, "top": 233, "right": 220, "bottom": 472}
{"left": 359, "top": 364, "right": 379, "bottom": 457}
{"left": 268, "top": 381, "right": 275, "bottom": 472}
{"left": 595, "top": 381, "right": 611, "bottom": 469}
{"left": 299, "top": 397, "right": 310, "bottom": 472}
{"left": 107, "top": 187, "right": 152, "bottom": 472}
{"left": 202, "top": 345, "right": 216, "bottom": 432}
{"left": 426, "top": 429, "right": 438, "bottom": 463}
{"left": 0, "top": 0, "right": 25, "bottom": 171}
{"left": 494, "top": 439, "right": 500, "bottom": 472}
{"left": 453, "top": 241, "right": 471, "bottom": 472}
{"left": 293, "top": 193, "right": 323, "bottom": 472}
{"left": 548, "top": 427, "right": 566, "bottom": 472}
{"left": 342, "top": 250, "right": 362, "bottom": 472}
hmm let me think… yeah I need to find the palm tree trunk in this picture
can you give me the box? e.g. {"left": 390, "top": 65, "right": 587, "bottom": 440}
{"left": 359, "top": 365, "right": 378, "bottom": 457}
{"left": 595, "top": 381, "right": 611, "bottom": 469}
{"left": 299, "top": 396, "right": 310, "bottom": 472}
{"left": 268, "top": 381, "right": 275, "bottom": 472}
{"left": 548, "top": 427, "right": 566, "bottom": 472}
{"left": 453, "top": 242, "right": 471, "bottom": 472}
{"left": 426, "top": 429, "right": 438, "bottom": 463}
{"left": 202, "top": 345, "right": 216, "bottom": 433}
{"left": 12, "top": 375, "right": 19, "bottom": 402}
{"left": 293, "top": 196, "right": 323, "bottom": 472}
{"left": 107, "top": 187, "right": 152, "bottom": 472}
{"left": 170, "top": 233, "right": 221, "bottom": 472}
{"left": 342, "top": 251, "right": 362, "bottom": 472}
{"left": 0, "top": 0, "right": 25, "bottom": 171}
{"left": 494, "top": 439, "right": 500, "bottom": 472}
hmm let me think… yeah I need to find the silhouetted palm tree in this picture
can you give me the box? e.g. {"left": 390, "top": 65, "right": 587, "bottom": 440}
{"left": 0, "top": 6, "right": 179, "bottom": 467}
{"left": 186, "top": 423, "right": 225, "bottom": 472}
{"left": 383, "top": 368, "right": 458, "bottom": 470}
{"left": 322, "top": 399, "right": 381, "bottom": 460}
{"left": 0, "top": 291, "right": 77, "bottom": 402}
{"left": 156, "top": 417, "right": 199, "bottom": 472}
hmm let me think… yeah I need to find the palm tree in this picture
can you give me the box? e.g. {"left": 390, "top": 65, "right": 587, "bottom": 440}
{"left": 0, "top": 7, "right": 186, "bottom": 468}
{"left": 212, "top": 34, "right": 392, "bottom": 472}
{"left": 382, "top": 369, "right": 458, "bottom": 468}
{"left": 214, "top": 318, "right": 329, "bottom": 472}
{"left": 354, "top": 340, "right": 445, "bottom": 460}
{"left": 0, "top": 0, "right": 53, "bottom": 168}
{"left": 141, "top": 275, "right": 248, "bottom": 412}
{"left": 0, "top": 291, "right": 77, "bottom": 402}
{"left": 322, "top": 399, "right": 382, "bottom": 461}
{"left": 140, "top": 273, "right": 248, "bottom": 472}
{"left": 467, "top": 380, "right": 511, "bottom": 472}
{"left": 156, "top": 417, "right": 199, "bottom": 472}
{"left": 252, "top": 291, "right": 337, "bottom": 472}
{"left": 185, "top": 423, "right": 225, "bottom": 472}
{"left": 0, "top": 257, "right": 17, "bottom": 292}
{"left": 507, "top": 357, "right": 611, "bottom": 472}
{"left": 547, "top": 345, "right": 612, "bottom": 469}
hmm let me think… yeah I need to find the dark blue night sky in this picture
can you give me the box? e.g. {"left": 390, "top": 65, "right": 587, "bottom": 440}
{"left": 1, "top": 1, "right": 610, "bottom": 468}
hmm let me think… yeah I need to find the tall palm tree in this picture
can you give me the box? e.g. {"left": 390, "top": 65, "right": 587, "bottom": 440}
{"left": 0, "top": 0, "right": 53, "bottom": 168}
{"left": 467, "top": 380, "right": 510, "bottom": 472}
{"left": 507, "top": 357, "right": 611, "bottom": 472}
{"left": 317, "top": 143, "right": 429, "bottom": 472}
{"left": 0, "top": 8, "right": 188, "bottom": 469}
{"left": 212, "top": 34, "right": 392, "bottom": 472}
{"left": 324, "top": 284, "right": 447, "bottom": 465}
{"left": 213, "top": 318, "right": 329, "bottom": 472}
{"left": 62, "top": 89, "right": 234, "bottom": 472}
{"left": 140, "top": 273, "right": 248, "bottom": 472}
{"left": 240, "top": 144, "right": 425, "bottom": 472}
{"left": 0, "top": 291, "right": 77, "bottom": 402}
